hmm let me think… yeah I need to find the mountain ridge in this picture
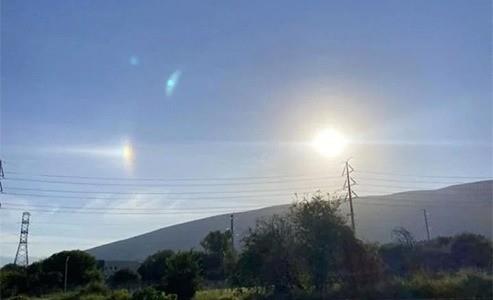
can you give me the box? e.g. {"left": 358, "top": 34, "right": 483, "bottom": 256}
{"left": 87, "top": 180, "right": 492, "bottom": 261}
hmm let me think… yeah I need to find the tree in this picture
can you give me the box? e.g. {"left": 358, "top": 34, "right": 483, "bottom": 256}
{"left": 237, "top": 215, "right": 299, "bottom": 294}
{"left": 163, "top": 251, "right": 201, "bottom": 300}
{"left": 41, "top": 250, "right": 101, "bottom": 288}
{"left": 138, "top": 250, "right": 174, "bottom": 283}
{"left": 108, "top": 269, "right": 140, "bottom": 289}
{"left": 200, "top": 230, "right": 233, "bottom": 281}
{"left": 26, "top": 261, "right": 63, "bottom": 295}
{"left": 0, "top": 264, "right": 28, "bottom": 298}
{"left": 201, "top": 230, "right": 232, "bottom": 255}
{"left": 237, "top": 193, "right": 383, "bottom": 297}
{"left": 391, "top": 227, "right": 416, "bottom": 249}
{"left": 290, "top": 194, "right": 351, "bottom": 293}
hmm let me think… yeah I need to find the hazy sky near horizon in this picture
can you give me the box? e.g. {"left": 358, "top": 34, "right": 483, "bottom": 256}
{"left": 1, "top": 0, "right": 492, "bottom": 260}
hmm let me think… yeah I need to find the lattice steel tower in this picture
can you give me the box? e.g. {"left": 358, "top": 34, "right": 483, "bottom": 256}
{"left": 14, "top": 212, "right": 31, "bottom": 266}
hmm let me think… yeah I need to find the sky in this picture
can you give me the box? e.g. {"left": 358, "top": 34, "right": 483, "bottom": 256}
{"left": 0, "top": 0, "right": 492, "bottom": 261}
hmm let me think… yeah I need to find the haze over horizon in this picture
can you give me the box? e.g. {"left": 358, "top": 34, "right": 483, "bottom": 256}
{"left": 1, "top": 0, "right": 492, "bottom": 260}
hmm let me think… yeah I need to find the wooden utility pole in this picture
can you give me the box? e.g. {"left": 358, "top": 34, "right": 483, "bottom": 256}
{"left": 423, "top": 209, "right": 431, "bottom": 241}
{"left": 64, "top": 256, "right": 70, "bottom": 293}
{"left": 0, "top": 159, "right": 4, "bottom": 193}
{"left": 230, "top": 214, "right": 235, "bottom": 251}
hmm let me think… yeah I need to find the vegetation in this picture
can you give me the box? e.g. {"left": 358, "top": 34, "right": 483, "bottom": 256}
{"left": 137, "top": 250, "right": 174, "bottom": 284}
{"left": 200, "top": 230, "right": 234, "bottom": 282}
{"left": 1, "top": 250, "right": 101, "bottom": 297}
{"left": 1, "top": 193, "right": 492, "bottom": 299}
{"left": 107, "top": 269, "right": 140, "bottom": 290}
{"left": 163, "top": 251, "right": 201, "bottom": 300}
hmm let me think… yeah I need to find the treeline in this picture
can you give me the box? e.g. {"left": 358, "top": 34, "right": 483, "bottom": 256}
{"left": 1, "top": 194, "right": 492, "bottom": 300}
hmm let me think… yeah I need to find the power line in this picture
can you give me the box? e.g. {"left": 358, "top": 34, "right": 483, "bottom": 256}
{"left": 4, "top": 170, "right": 341, "bottom": 182}
{"left": 2, "top": 202, "right": 267, "bottom": 212}
{"left": 2, "top": 191, "right": 302, "bottom": 201}
{"left": 355, "top": 170, "right": 493, "bottom": 179}
{"left": 4, "top": 185, "right": 338, "bottom": 195}
{"left": 1, "top": 200, "right": 487, "bottom": 216}
{"left": 6, "top": 167, "right": 491, "bottom": 182}
{"left": 3, "top": 191, "right": 488, "bottom": 205}
{"left": 1, "top": 207, "right": 253, "bottom": 215}
{"left": 5, "top": 172, "right": 489, "bottom": 185}
{"left": 3, "top": 176, "right": 342, "bottom": 187}
{"left": 354, "top": 200, "right": 489, "bottom": 208}
{"left": 5, "top": 180, "right": 481, "bottom": 196}
{"left": 4, "top": 182, "right": 490, "bottom": 201}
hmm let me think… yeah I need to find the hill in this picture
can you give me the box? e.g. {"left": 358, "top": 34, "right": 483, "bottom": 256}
{"left": 86, "top": 180, "right": 492, "bottom": 261}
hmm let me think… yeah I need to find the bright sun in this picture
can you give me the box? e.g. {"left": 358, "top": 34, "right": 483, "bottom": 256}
{"left": 311, "top": 128, "right": 348, "bottom": 157}
{"left": 122, "top": 142, "right": 134, "bottom": 163}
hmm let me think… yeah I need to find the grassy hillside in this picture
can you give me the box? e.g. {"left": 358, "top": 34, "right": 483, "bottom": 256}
{"left": 87, "top": 181, "right": 492, "bottom": 261}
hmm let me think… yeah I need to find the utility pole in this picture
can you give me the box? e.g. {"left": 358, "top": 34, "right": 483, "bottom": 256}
{"left": 230, "top": 214, "right": 235, "bottom": 251}
{"left": 64, "top": 256, "right": 70, "bottom": 293}
{"left": 14, "top": 212, "right": 31, "bottom": 266}
{"left": 342, "top": 160, "right": 357, "bottom": 232}
{"left": 0, "top": 159, "right": 4, "bottom": 193}
{"left": 423, "top": 209, "right": 431, "bottom": 241}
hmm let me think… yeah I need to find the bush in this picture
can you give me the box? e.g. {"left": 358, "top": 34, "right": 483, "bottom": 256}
{"left": 0, "top": 267, "right": 28, "bottom": 297}
{"left": 382, "top": 271, "right": 493, "bottom": 299}
{"left": 79, "top": 281, "right": 110, "bottom": 296}
{"left": 108, "top": 269, "right": 140, "bottom": 289}
{"left": 138, "top": 250, "right": 174, "bottom": 283}
{"left": 42, "top": 250, "right": 102, "bottom": 288}
{"left": 164, "top": 251, "right": 201, "bottom": 300}
{"left": 7, "top": 296, "right": 30, "bottom": 300}
{"left": 132, "top": 287, "right": 177, "bottom": 300}
{"left": 109, "top": 289, "right": 132, "bottom": 300}
{"left": 193, "top": 288, "right": 263, "bottom": 300}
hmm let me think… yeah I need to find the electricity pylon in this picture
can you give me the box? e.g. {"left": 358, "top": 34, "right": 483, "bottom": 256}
{"left": 14, "top": 212, "right": 31, "bottom": 266}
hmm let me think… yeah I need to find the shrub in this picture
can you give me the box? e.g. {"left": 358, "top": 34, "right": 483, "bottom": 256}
{"left": 193, "top": 288, "right": 264, "bottom": 300}
{"left": 163, "top": 251, "right": 201, "bottom": 300}
{"left": 79, "top": 281, "right": 110, "bottom": 296}
{"left": 382, "top": 271, "right": 493, "bottom": 299}
{"left": 108, "top": 269, "right": 140, "bottom": 289}
{"left": 109, "top": 289, "right": 132, "bottom": 300}
{"left": 7, "top": 296, "right": 30, "bottom": 300}
{"left": 138, "top": 250, "right": 174, "bottom": 283}
{"left": 132, "top": 287, "right": 176, "bottom": 300}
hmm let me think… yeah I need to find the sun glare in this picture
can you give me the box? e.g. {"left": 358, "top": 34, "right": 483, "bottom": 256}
{"left": 311, "top": 128, "right": 348, "bottom": 157}
{"left": 122, "top": 142, "right": 134, "bottom": 165}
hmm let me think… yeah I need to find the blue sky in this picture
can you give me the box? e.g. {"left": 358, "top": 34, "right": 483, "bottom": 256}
{"left": 0, "top": 0, "right": 491, "bottom": 260}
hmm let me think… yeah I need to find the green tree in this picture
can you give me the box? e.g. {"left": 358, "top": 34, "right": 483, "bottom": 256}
{"left": 163, "top": 251, "right": 201, "bottom": 300}
{"left": 290, "top": 194, "right": 350, "bottom": 293}
{"left": 26, "top": 261, "right": 63, "bottom": 295}
{"left": 200, "top": 230, "right": 233, "bottom": 281}
{"left": 138, "top": 250, "right": 174, "bottom": 283}
{"left": 237, "top": 193, "right": 383, "bottom": 297}
{"left": 108, "top": 268, "right": 140, "bottom": 289}
{"left": 41, "top": 250, "right": 101, "bottom": 288}
{"left": 236, "top": 215, "right": 299, "bottom": 294}
{"left": 0, "top": 264, "right": 28, "bottom": 298}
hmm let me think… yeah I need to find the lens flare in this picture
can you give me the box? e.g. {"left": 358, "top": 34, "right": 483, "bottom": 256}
{"left": 129, "top": 56, "right": 139, "bottom": 66}
{"left": 166, "top": 70, "right": 182, "bottom": 96}
{"left": 122, "top": 142, "right": 135, "bottom": 170}
{"left": 311, "top": 128, "right": 348, "bottom": 157}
